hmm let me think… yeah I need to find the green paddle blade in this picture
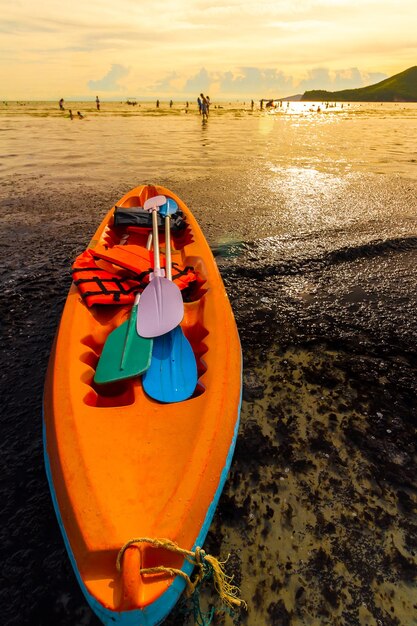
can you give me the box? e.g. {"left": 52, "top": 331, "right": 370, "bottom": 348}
{"left": 94, "top": 304, "right": 153, "bottom": 384}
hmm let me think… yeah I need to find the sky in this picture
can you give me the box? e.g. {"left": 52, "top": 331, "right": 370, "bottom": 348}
{"left": 1, "top": 0, "right": 416, "bottom": 100}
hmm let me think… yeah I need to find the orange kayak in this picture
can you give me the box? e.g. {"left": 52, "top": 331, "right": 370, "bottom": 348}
{"left": 43, "top": 184, "right": 242, "bottom": 625}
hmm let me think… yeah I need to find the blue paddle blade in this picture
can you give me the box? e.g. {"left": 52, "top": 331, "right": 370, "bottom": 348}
{"left": 143, "top": 326, "right": 198, "bottom": 403}
{"left": 159, "top": 198, "right": 178, "bottom": 218}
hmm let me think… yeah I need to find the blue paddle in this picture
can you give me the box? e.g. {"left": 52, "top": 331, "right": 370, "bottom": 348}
{"left": 142, "top": 325, "right": 197, "bottom": 403}
{"left": 143, "top": 198, "right": 198, "bottom": 403}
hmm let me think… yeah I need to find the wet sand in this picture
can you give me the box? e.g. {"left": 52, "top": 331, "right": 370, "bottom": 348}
{"left": 0, "top": 167, "right": 416, "bottom": 624}
{"left": 208, "top": 250, "right": 417, "bottom": 626}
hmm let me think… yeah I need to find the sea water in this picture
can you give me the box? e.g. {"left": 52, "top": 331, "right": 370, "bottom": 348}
{"left": 0, "top": 100, "right": 416, "bottom": 626}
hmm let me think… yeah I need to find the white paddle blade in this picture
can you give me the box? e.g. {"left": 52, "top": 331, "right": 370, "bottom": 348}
{"left": 136, "top": 276, "right": 184, "bottom": 338}
{"left": 143, "top": 195, "right": 167, "bottom": 212}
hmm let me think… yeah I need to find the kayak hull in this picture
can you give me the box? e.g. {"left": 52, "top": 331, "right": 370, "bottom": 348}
{"left": 43, "top": 184, "right": 242, "bottom": 625}
{"left": 43, "top": 415, "right": 241, "bottom": 625}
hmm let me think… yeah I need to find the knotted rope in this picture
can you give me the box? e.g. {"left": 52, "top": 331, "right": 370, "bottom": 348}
{"left": 116, "top": 537, "right": 247, "bottom": 612}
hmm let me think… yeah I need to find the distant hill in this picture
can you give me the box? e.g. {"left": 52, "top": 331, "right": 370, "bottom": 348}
{"left": 301, "top": 66, "right": 417, "bottom": 102}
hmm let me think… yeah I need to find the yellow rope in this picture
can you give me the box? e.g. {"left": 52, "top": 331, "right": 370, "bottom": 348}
{"left": 116, "top": 537, "right": 247, "bottom": 611}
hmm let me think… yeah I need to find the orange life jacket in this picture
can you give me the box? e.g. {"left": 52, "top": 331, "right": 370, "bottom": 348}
{"left": 72, "top": 249, "right": 198, "bottom": 307}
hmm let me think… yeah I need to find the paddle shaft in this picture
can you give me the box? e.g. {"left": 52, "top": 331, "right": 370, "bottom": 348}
{"left": 161, "top": 197, "right": 178, "bottom": 281}
{"left": 152, "top": 210, "right": 161, "bottom": 272}
{"left": 120, "top": 293, "right": 140, "bottom": 369}
{"left": 165, "top": 216, "right": 172, "bottom": 281}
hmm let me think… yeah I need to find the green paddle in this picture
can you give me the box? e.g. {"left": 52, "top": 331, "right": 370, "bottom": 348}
{"left": 94, "top": 237, "right": 153, "bottom": 385}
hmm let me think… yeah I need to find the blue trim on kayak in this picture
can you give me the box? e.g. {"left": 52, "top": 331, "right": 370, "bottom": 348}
{"left": 42, "top": 363, "right": 243, "bottom": 626}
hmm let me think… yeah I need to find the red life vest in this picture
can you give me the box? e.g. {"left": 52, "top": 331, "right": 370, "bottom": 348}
{"left": 72, "top": 249, "right": 198, "bottom": 307}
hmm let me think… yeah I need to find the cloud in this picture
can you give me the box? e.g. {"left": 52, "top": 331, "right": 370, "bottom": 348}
{"left": 151, "top": 65, "right": 386, "bottom": 98}
{"left": 149, "top": 72, "right": 181, "bottom": 94}
{"left": 297, "top": 67, "right": 388, "bottom": 91}
{"left": 333, "top": 68, "right": 387, "bottom": 89}
{"left": 183, "top": 68, "right": 212, "bottom": 93}
{"left": 366, "top": 72, "right": 388, "bottom": 84}
{"left": 0, "top": 18, "right": 55, "bottom": 34}
{"left": 218, "top": 68, "right": 294, "bottom": 96}
{"left": 297, "top": 68, "right": 334, "bottom": 91}
{"left": 169, "top": 66, "right": 295, "bottom": 97}
{"left": 88, "top": 64, "right": 130, "bottom": 92}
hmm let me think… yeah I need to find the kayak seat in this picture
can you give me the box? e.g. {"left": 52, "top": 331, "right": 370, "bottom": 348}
{"left": 80, "top": 329, "right": 136, "bottom": 407}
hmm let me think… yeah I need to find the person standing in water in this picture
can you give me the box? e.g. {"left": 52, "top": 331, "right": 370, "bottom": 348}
{"left": 96, "top": 96, "right": 100, "bottom": 111}
{"left": 200, "top": 94, "right": 209, "bottom": 120}
{"left": 59, "top": 98, "right": 64, "bottom": 110}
